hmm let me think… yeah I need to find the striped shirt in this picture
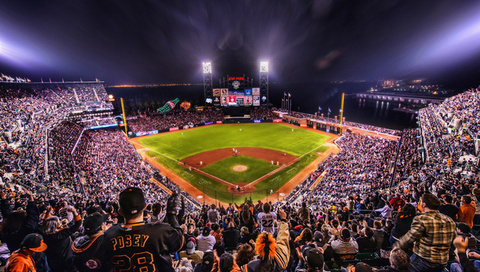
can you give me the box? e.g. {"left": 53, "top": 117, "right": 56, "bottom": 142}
{"left": 397, "top": 210, "right": 455, "bottom": 265}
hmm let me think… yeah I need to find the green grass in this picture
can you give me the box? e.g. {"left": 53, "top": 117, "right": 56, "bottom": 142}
{"left": 201, "top": 155, "right": 279, "bottom": 184}
{"left": 137, "top": 123, "right": 329, "bottom": 160}
{"left": 138, "top": 124, "right": 331, "bottom": 203}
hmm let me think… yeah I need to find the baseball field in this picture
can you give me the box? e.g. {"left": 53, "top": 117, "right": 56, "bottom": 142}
{"left": 132, "top": 123, "right": 333, "bottom": 204}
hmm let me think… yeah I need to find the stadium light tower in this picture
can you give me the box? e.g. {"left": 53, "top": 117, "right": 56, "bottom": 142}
{"left": 202, "top": 61, "right": 213, "bottom": 106}
{"left": 202, "top": 62, "right": 212, "bottom": 74}
{"left": 259, "top": 61, "right": 269, "bottom": 106}
{"left": 260, "top": 61, "right": 269, "bottom": 73}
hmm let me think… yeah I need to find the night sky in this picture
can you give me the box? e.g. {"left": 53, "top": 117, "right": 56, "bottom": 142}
{"left": 0, "top": 0, "right": 479, "bottom": 86}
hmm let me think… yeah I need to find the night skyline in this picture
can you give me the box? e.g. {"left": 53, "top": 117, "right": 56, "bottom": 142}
{"left": 0, "top": 0, "right": 479, "bottom": 88}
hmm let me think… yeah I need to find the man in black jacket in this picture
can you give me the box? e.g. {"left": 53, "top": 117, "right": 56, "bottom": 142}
{"left": 72, "top": 212, "right": 108, "bottom": 271}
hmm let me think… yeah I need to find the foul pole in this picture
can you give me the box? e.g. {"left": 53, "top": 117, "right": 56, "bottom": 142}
{"left": 121, "top": 98, "right": 128, "bottom": 136}
{"left": 340, "top": 93, "right": 345, "bottom": 125}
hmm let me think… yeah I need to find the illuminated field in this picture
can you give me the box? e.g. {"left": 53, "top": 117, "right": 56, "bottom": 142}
{"left": 136, "top": 123, "right": 331, "bottom": 203}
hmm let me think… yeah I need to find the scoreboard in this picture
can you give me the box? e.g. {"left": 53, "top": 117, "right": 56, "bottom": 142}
{"left": 211, "top": 76, "right": 264, "bottom": 107}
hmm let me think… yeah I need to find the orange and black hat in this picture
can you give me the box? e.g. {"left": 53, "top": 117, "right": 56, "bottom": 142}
{"left": 21, "top": 233, "right": 47, "bottom": 252}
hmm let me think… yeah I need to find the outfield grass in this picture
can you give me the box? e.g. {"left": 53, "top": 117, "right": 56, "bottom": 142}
{"left": 138, "top": 124, "right": 331, "bottom": 203}
{"left": 137, "top": 123, "right": 329, "bottom": 160}
{"left": 201, "top": 155, "right": 279, "bottom": 184}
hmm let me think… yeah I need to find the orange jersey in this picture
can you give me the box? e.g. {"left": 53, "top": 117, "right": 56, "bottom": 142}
{"left": 5, "top": 250, "right": 36, "bottom": 272}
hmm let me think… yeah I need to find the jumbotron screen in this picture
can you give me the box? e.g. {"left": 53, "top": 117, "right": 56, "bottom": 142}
{"left": 212, "top": 88, "right": 260, "bottom": 107}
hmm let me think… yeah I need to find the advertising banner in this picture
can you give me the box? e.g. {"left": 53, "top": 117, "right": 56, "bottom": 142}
{"left": 253, "top": 95, "right": 260, "bottom": 106}
{"left": 213, "top": 89, "right": 221, "bottom": 96}
{"left": 245, "top": 96, "right": 252, "bottom": 105}
{"left": 252, "top": 88, "right": 260, "bottom": 95}
{"left": 135, "top": 130, "right": 159, "bottom": 137}
{"left": 229, "top": 90, "right": 244, "bottom": 96}
{"left": 216, "top": 121, "right": 223, "bottom": 124}
{"left": 244, "top": 89, "right": 252, "bottom": 96}
{"left": 221, "top": 96, "right": 227, "bottom": 105}
{"left": 169, "top": 127, "right": 179, "bottom": 132}
{"left": 89, "top": 124, "right": 118, "bottom": 130}
{"left": 273, "top": 119, "right": 282, "bottom": 123}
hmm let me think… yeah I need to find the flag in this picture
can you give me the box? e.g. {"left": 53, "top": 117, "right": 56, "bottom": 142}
{"left": 318, "top": 106, "right": 322, "bottom": 111}
{"left": 328, "top": 107, "right": 331, "bottom": 113}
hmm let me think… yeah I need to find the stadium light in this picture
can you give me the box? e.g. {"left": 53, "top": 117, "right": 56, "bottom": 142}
{"left": 260, "top": 61, "right": 269, "bottom": 73}
{"left": 202, "top": 62, "right": 212, "bottom": 74}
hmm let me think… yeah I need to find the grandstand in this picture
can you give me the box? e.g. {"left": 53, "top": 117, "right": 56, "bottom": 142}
{"left": 0, "top": 81, "right": 479, "bottom": 271}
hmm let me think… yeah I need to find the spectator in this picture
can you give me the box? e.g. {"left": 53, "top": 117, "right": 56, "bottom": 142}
{"left": 395, "top": 193, "right": 456, "bottom": 272}
{"left": 223, "top": 221, "right": 240, "bottom": 251}
{"left": 389, "top": 204, "right": 416, "bottom": 246}
{"left": 5, "top": 233, "right": 48, "bottom": 272}
{"left": 178, "top": 237, "right": 204, "bottom": 265}
{"left": 438, "top": 194, "right": 459, "bottom": 221}
{"left": 257, "top": 202, "right": 277, "bottom": 234}
{"left": 72, "top": 212, "right": 108, "bottom": 272}
{"left": 450, "top": 235, "right": 479, "bottom": 272}
{"left": 356, "top": 227, "right": 376, "bottom": 252}
{"left": 197, "top": 227, "right": 216, "bottom": 253}
{"left": 376, "top": 248, "right": 410, "bottom": 272}
{"left": 330, "top": 228, "right": 359, "bottom": 259}
{"left": 458, "top": 195, "right": 476, "bottom": 228}
{"left": 42, "top": 206, "right": 82, "bottom": 272}
{"left": 245, "top": 209, "right": 289, "bottom": 272}
{"left": 193, "top": 252, "right": 214, "bottom": 272}
{"left": 102, "top": 188, "right": 184, "bottom": 272}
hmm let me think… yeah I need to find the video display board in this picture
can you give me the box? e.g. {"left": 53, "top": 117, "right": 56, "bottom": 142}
{"left": 211, "top": 76, "right": 261, "bottom": 107}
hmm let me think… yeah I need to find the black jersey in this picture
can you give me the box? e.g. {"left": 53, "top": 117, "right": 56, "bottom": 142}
{"left": 102, "top": 222, "right": 184, "bottom": 272}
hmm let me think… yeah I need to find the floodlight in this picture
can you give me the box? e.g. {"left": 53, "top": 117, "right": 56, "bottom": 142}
{"left": 260, "top": 61, "right": 269, "bottom": 73}
{"left": 202, "top": 62, "right": 212, "bottom": 74}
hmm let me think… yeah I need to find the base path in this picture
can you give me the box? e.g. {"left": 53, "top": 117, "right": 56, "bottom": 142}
{"left": 182, "top": 148, "right": 297, "bottom": 169}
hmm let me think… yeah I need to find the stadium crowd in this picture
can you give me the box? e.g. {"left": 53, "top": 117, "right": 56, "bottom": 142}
{"left": 129, "top": 109, "right": 224, "bottom": 132}
{"left": 0, "top": 83, "right": 480, "bottom": 272}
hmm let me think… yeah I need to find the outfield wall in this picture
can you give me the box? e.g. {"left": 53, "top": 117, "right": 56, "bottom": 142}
{"left": 132, "top": 119, "right": 283, "bottom": 137}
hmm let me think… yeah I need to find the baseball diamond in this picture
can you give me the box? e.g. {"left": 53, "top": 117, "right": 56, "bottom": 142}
{"left": 131, "top": 123, "right": 337, "bottom": 204}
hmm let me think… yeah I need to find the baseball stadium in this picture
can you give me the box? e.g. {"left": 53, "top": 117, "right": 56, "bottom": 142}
{"left": 1, "top": 1, "right": 480, "bottom": 271}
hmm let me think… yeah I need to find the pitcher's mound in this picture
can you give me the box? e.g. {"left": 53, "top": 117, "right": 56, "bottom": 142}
{"left": 233, "top": 165, "right": 248, "bottom": 172}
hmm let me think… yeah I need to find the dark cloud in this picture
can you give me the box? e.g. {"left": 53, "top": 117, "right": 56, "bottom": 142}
{"left": 0, "top": 0, "right": 479, "bottom": 86}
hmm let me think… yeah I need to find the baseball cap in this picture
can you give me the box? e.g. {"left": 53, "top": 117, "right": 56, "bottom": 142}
{"left": 340, "top": 228, "right": 351, "bottom": 240}
{"left": 119, "top": 187, "right": 145, "bottom": 215}
{"left": 294, "top": 225, "right": 303, "bottom": 231}
{"left": 21, "top": 233, "right": 47, "bottom": 252}
{"left": 202, "top": 227, "right": 211, "bottom": 236}
{"left": 186, "top": 237, "right": 196, "bottom": 255}
{"left": 355, "top": 262, "right": 373, "bottom": 272}
{"left": 457, "top": 222, "right": 471, "bottom": 235}
{"left": 443, "top": 194, "right": 453, "bottom": 203}
{"left": 84, "top": 212, "right": 108, "bottom": 235}
{"left": 303, "top": 248, "right": 324, "bottom": 270}
{"left": 202, "top": 252, "right": 214, "bottom": 266}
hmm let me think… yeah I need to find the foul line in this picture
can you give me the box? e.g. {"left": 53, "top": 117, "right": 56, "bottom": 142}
{"left": 133, "top": 142, "right": 179, "bottom": 163}
{"left": 299, "top": 142, "right": 328, "bottom": 159}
